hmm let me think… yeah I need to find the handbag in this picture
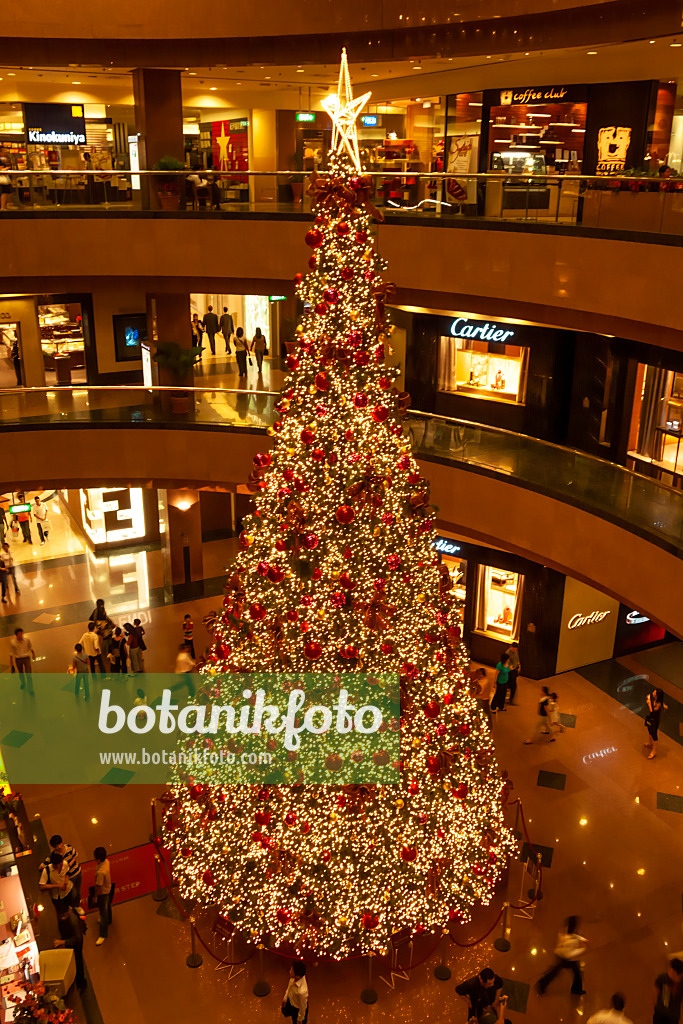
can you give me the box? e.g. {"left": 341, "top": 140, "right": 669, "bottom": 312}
{"left": 248, "top": 355, "right": 253, "bottom": 366}
{"left": 281, "top": 1001, "right": 294, "bottom": 1019}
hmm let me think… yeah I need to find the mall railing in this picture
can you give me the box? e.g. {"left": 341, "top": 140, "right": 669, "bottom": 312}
{"left": 2, "top": 169, "right": 683, "bottom": 235}
{"left": 2, "top": 385, "right": 683, "bottom": 557}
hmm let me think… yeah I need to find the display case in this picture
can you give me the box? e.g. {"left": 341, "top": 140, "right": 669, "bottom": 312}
{"left": 476, "top": 565, "right": 523, "bottom": 641}
{"left": 438, "top": 336, "right": 528, "bottom": 404}
{"left": 38, "top": 305, "right": 85, "bottom": 371}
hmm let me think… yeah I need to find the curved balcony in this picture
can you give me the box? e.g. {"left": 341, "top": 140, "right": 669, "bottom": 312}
{"left": 3, "top": 171, "right": 683, "bottom": 346}
{"left": 1, "top": 385, "right": 682, "bottom": 636}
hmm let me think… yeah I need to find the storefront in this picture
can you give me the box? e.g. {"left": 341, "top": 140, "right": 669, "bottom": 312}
{"left": 0, "top": 793, "right": 39, "bottom": 1023}
{"left": 434, "top": 532, "right": 667, "bottom": 677}
{"left": 60, "top": 487, "right": 160, "bottom": 553}
{"left": 626, "top": 343, "right": 683, "bottom": 485}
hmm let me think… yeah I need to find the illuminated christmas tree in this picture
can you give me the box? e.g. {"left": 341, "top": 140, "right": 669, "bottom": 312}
{"left": 163, "top": 51, "right": 515, "bottom": 959}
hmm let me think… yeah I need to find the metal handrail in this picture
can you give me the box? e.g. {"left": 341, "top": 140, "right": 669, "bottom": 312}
{"left": 1, "top": 169, "right": 678, "bottom": 183}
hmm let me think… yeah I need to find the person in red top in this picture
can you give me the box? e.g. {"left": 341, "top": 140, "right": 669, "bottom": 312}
{"left": 16, "top": 506, "right": 32, "bottom": 544}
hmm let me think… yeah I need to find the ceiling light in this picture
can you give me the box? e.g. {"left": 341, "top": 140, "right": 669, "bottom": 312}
{"left": 72, "top": 81, "right": 81, "bottom": 85}
{"left": 296, "top": 68, "right": 305, "bottom": 73}
{"left": 188, "top": 71, "right": 197, "bottom": 76}
{"left": 671, "top": 40, "right": 682, "bottom": 46}
{"left": 210, "top": 87, "right": 216, "bottom": 91}
{"left": 587, "top": 50, "right": 597, "bottom": 55}
{"left": 265, "top": 75, "right": 271, "bottom": 79}
{"left": 371, "top": 74, "right": 379, "bottom": 77}
{"left": 413, "top": 65, "right": 422, "bottom": 70}
{"left": 649, "top": 40, "right": 655, "bottom": 44}
{"left": 8, "top": 73, "right": 15, "bottom": 77}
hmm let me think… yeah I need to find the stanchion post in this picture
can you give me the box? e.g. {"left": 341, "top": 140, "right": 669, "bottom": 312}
{"left": 253, "top": 944, "right": 271, "bottom": 996}
{"left": 360, "top": 952, "right": 378, "bottom": 1004}
{"left": 528, "top": 852, "right": 543, "bottom": 901}
{"left": 514, "top": 799, "right": 522, "bottom": 839}
{"left": 434, "top": 930, "right": 452, "bottom": 980}
{"left": 152, "top": 853, "right": 168, "bottom": 902}
{"left": 185, "top": 919, "right": 203, "bottom": 968}
{"left": 493, "top": 903, "right": 511, "bottom": 952}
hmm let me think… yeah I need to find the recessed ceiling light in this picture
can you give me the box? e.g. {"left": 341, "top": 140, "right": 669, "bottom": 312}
{"left": 587, "top": 50, "right": 597, "bottom": 54}
{"left": 413, "top": 65, "right": 422, "bottom": 70}
{"left": 7, "top": 73, "right": 15, "bottom": 77}
{"left": 210, "top": 87, "right": 216, "bottom": 91}
{"left": 649, "top": 40, "right": 655, "bottom": 44}
{"left": 296, "top": 68, "right": 305, "bottom": 73}
{"left": 264, "top": 75, "right": 271, "bottom": 79}
{"left": 236, "top": 82, "right": 242, "bottom": 85}
{"left": 671, "top": 40, "right": 682, "bottom": 46}
{"left": 371, "top": 73, "right": 379, "bottom": 77}
{"left": 72, "top": 81, "right": 81, "bottom": 85}
{"left": 188, "top": 71, "right": 197, "bottom": 76}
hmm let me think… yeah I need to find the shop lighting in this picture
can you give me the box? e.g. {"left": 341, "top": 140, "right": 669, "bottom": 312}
{"left": 587, "top": 50, "right": 598, "bottom": 55}
{"left": 549, "top": 122, "right": 576, "bottom": 127}
{"left": 469, "top": 101, "right": 483, "bottom": 106}
{"left": 572, "top": 128, "right": 585, "bottom": 133}
{"left": 528, "top": 112, "right": 551, "bottom": 117}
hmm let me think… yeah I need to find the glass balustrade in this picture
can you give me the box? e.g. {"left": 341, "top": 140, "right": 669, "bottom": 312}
{"left": 2, "top": 386, "right": 682, "bottom": 556}
{"left": 1, "top": 170, "right": 681, "bottom": 235}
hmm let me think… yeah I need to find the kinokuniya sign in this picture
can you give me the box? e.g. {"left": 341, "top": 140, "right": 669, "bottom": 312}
{"left": 488, "top": 84, "right": 587, "bottom": 107}
{"left": 23, "top": 102, "right": 86, "bottom": 145}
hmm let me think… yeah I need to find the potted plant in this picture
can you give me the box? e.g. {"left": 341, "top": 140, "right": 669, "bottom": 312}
{"left": 152, "top": 340, "right": 203, "bottom": 413}
{"left": 152, "top": 155, "right": 185, "bottom": 211}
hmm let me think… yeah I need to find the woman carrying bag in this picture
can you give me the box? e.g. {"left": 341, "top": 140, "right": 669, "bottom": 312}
{"left": 250, "top": 327, "right": 267, "bottom": 374}
{"left": 234, "top": 328, "right": 249, "bottom": 378}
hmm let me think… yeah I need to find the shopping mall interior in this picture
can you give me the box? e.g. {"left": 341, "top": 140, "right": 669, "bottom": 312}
{"left": 1, "top": 3, "right": 683, "bottom": 1024}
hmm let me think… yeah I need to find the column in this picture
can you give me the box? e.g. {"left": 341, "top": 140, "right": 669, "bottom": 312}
{"left": 132, "top": 68, "right": 184, "bottom": 210}
{"left": 166, "top": 489, "right": 204, "bottom": 595}
{"left": 249, "top": 109, "right": 277, "bottom": 207}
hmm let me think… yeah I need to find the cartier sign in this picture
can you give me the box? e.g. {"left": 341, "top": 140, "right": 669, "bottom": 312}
{"left": 568, "top": 610, "right": 612, "bottom": 630}
{"left": 450, "top": 318, "right": 515, "bottom": 343}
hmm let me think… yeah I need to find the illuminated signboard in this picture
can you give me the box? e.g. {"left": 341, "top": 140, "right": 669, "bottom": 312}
{"left": 269, "top": 295, "right": 287, "bottom": 302}
{"left": 24, "top": 102, "right": 86, "bottom": 145}
{"left": 432, "top": 536, "right": 461, "bottom": 556}
{"left": 450, "top": 318, "right": 516, "bottom": 343}
{"left": 228, "top": 119, "right": 248, "bottom": 132}
{"left": 9, "top": 503, "right": 31, "bottom": 513}
{"left": 296, "top": 112, "right": 316, "bottom": 123}
{"left": 360, "top": 114, "right": 379, "bottom": 127}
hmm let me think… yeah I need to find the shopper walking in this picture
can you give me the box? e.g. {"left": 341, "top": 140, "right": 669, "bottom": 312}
{"left": 80, "top": 621, "right": 105, "bottom": 675}
{"left": 547, "top": 691, "right": 564, "bottom": 734}
{"left": 282, "top": 960, "right": 309, "bottom": 1024}
{"left": 536, "top": 915, "right": 587, "bottom": 996}
{"left": 0, "top": 148, "right": 13, "bottom": 211}
{"left": 191, "top": 313, "right": 204, "bottom": 355}
{"left": 93, "top": 846, "right": 113, "bottom": 946}
{"left": 220, "top": 307, "right": 234, "bottom": 353}
{"left": 40, "top": 834, "right": 85, "bottom": 916}
{"left": 16, "top": 505, "right": 32, "bottom": 544}
{"left": 524, "top": 685, "right": 554, "bottom": 744}
{"left": 490, "top": 654, "right": 510, "bottom": 713}
{"left": 183, "top": 614, "right": 195, "bottom": 658}
{"left": 90, "top": 599, "right": 114, "bottom": 670}
{"left": 469, "top": 667, "right": 493, "bottom": 730}
{"left": 175, "top": 641, "right": 196, "bottom": 697}
{"left": 72, "top": 643, "right": 90, "bottom": 701}
{"left": 234, "top": 327, "right": 248, "bottom": 377}
{"left": 9, "top": 627, "right": 35, "bottom": 693}
{"left": 644, "top": 688, "right": 668, "bottom": 760}
{"left": 251, "top": 327, "right": 267, "bottom": 374}
{"left": 653, "top": 958, "right": 683, "bottom": 1024}
{"left": 124, "top": 622, "right": 144, "bottom": 674}
{"left": 586, "top": 993, "right": 632, "bottom": 1024}
{"left": 1, "top": 543, "right": 20, "bottom": 596}
{"left": 33, "top": 496, "right": 49, "bottom": 544}
{"left": 10, "top": 338, "right": 21, "bottom": 385}
{"left": 505, "top": 641, "right": 520, "bottom": 704}
{"left": 39, "top": 852, "right": 74, "bottom": 914}
{"left": 203, "top": 304, "right": 219, "bottom": 355}
{"left": 54, "top": 906, "right": 87, "bottom": 989}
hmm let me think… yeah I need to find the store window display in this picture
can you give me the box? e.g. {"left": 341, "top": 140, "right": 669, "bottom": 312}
{"left": 38, "top": 303, "right": 86, "bottom": 384}
{"left": 438, "top": 335, "right": 529, "bottom": 404}
{"left": 475, "top": 566, "right": 523, "bottom": 641}
{"left": 628, "top": 363, "right": 683, "bottom": 476}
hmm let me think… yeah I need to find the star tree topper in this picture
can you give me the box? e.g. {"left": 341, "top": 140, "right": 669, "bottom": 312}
{"left": 321, "top": 48, "right": 371, "bottom": 173}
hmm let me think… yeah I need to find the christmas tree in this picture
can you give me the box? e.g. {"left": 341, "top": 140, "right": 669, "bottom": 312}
{"left": 162, "top": 50, "right": 515, "bottom": 959}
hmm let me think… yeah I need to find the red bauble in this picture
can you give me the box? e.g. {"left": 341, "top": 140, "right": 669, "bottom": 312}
{"left": 343, "top": 546, "right": 353, "bottom": 559}
{"left": 314, "top": 371, "right": 330, "bottom": 391}
{"left": 361, "top": 912, "right": 379, "bottom": 930}
{"left": 286, "top": 355, "right": 300, "bottom": 371}
{"left": 253, "top": 452, "right": 271, "bottom": 468}
{"left": 283, "top": 468, "right": 294, "bottom": 482}
{"left": 335, "top": 504, "right": 355, "bottom": 525}
{"left": 301, "top": 822, "right": 311, "bottom": 834}
{"left": 400, "top": 846, "right": 417, "bottom": 862}
{"left": 258, "top": 788, "right": 270, "bottom": 801}
{"left": 321, "top": 850, "right": 331, "bottom": 863}
{"left": 339, "top": 644, "right": 360, "bottom": 660}
{"left": 336, "top": 221, "right": 350, "bottom": 236}
{"left": 372, "top": 404, "right": 389, "bottom": 422}
{"left": 276, "top": 908, "right": 291, "bottom": 924}
{"left": 239, "top": 530, "right": 253, "bottom": 548}
{"left": 386, "top": 554, "right": 401, "bottom": 570}
{"left": 275, "top": 539, "right": 287, "bottom": 552}
{"left": 345, "top": 428, "right": 354, "bottom": 441}
{"left": 330, "top": 592, "right": 346, "bottom": 608}
{"left": 408, "top": 471, "right": 421, "bottom": 484}
{"left": 353, "top": 392, "right": 368, "bottom": 409}
{"left": 426, "top": 756, "right": 441, "bottom": 774}
{"left": 315, "top": 301, "right": 329, "bottom": 316}
{"left": 354, "top": 350, "right": 370, "bottom": 367}
{"left": 418, "top": 812, "right": 428, "bottom": 824}
{"left": 303, "top": 532, "right": 319, "bottom": 550}
{"left": 305, "top": 228, "right": 324, "bottom": 249}
{"left": 347, "top": 330, "right": 362, "bottom": 346}
{"left": 202, "top": 870, "right": 214, "bottom": 885}
{"left": 312, "top": 448, "right": 325, "bottom": 462}
{"left": 249, "top": 602, "right": 267, "bottom": 621}
{"left": 267, "top": 566, "right": 285, "bottom": 584}
{"left": 407, "top": 780, "right": 419, "bottom": 794}
{"left": 294, "top": 272, "right": 303, "bottom": 284}
{"left": 338, "top": 572, "right": 354, "bottom": 589}
{"left": 355, "top": 230, "right": 368, "bottom": 243}
{"left": 301, "top": 595, "right": 313, "bottom": 608}
{"left": 181, "top": 847, "right": 192, "bottom": 857}
{"left": 424, "top": 700, "right": 441, "bottom": 719}
{"left": 308, "top": 255, "right": 318, "bottom": 270}
{"left": 382, "top": 513, "right": 395, "bottom": 525}
{"left": 257, "top": 561, "right": 270, "bottom": 576}
{"left": 300, "top": 428, "right": 316, "bottom": 445}
{"left": 312, "top": 568, "right": 322, "bottom": 580}
{"left": 255, "top": 810, "right": 271, "bottom": 826}
{"left": 303, "top": 640, "right": 323, "bottom": 660}
{"left": 378, "top": 376, "right": 390, "bottom": 389}
{"left": 456, "top": 783, "right": 468, "bottom": 799}
{"left": 314, "top": 214, "right": 327, "bottom": 225}
{"left": 287, "top": 609, "right": 299, "bottom": 622}
{"left": 285, "top": 812, "right": 297, "bottom": 827}
{"left": 189, "top": 783, "right": 204, "bottom": 800}
{"left": 323, "top": 288, "right": 339, "bottom": 304}
{"left": 328, "top": 452, "right": 338, "bottom": 465}
{"left": 206, "top": 806, "right": 218, "bottom": 821}
{"left": 381, "top": 641, "right": 394, "bottom": 654}
{"left": 373, "top": 578, "right": 386, "bottom": 591}
{"left": 443, "top": 692, "right": 456, "bottom": 705}
{"left": 340, "top": 266, "right": 353, "bottom": 281}
{"left": 459, "top": 723, "right": 471, "bottom": 736}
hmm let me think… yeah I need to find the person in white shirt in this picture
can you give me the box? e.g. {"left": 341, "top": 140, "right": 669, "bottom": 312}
{"left": 9, "top": 627, "right": 35, "bottom": 693}
{"left": 282, "top": 960, "right": 308, "bottom": 1024}
{"left": 80, "top": 621, "right": 105, "bottom": 675}
{"left": 587, "top": 993, "right": 632, "bottom": 1024}
{"left": 537, "top": 915, "right": 587, "bottom": 996}
{"left": 1, "top": 542, "right": 20, "bottom": 596}
{"left": 39, "top": 852, "right": 73, "bottom": 913}
{"left": 33, "top": 496, "right": 49, "bottom": 544}
{"left": 175, "top": 642, "right": 196, "bottom": 697}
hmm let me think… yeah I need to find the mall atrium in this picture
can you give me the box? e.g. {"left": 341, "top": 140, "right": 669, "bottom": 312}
{"left": 0, "top": 2, "right": 682, "bottom": 1024}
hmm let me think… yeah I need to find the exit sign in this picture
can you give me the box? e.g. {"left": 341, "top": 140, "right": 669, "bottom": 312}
{"left": 360, "top": 114, "right": 379, "bottom": 127}
{"left": 296, "top": 112, "right": 316, "bottom": 123}
{"left": 10, "top": 503, "right": 31, "bottom": 513}
{"left": 269, "top": 295, "right": 286, "bottom": 302}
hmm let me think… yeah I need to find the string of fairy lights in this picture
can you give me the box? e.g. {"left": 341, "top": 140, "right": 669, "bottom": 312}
{"left": 163, "top": 52, "right": 515, "bottom": 959}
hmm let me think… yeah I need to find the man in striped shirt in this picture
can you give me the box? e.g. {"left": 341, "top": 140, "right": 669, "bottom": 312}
{"left": 40, "top": 835, "right": 85, "bottom": 916}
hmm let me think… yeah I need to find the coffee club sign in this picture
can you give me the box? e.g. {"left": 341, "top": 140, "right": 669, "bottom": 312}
{"left": 489, "top": 84, "right": 587, "bottom": 107}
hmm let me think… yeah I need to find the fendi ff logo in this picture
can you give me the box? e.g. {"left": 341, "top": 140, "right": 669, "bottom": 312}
{"left": 596, "top": 126, "right": 632, "bottom": 174}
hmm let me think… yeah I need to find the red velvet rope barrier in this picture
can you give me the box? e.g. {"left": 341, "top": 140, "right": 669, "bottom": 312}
{"left": 151, "top": 786, "right": 543, "bottom": 971}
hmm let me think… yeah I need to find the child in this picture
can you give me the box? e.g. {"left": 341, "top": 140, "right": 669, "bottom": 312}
{"left": 547, "top": 691, "right": 564, "bottom": 734}
{"left": 183, "top": 614, "right": 195, "bottom": 659}
{"left": 73, "top": 643, "right": 89, "bottom": 701}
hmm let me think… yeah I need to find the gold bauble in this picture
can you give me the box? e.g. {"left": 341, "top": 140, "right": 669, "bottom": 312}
{"left": 395, "top": 799, "right": 405, "bottom": 809}
{"left": 296, "top": 325, "right": 304, "bottom": 335}
{"left": 416, "top": 594, "right": 426, "bottom": 603}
